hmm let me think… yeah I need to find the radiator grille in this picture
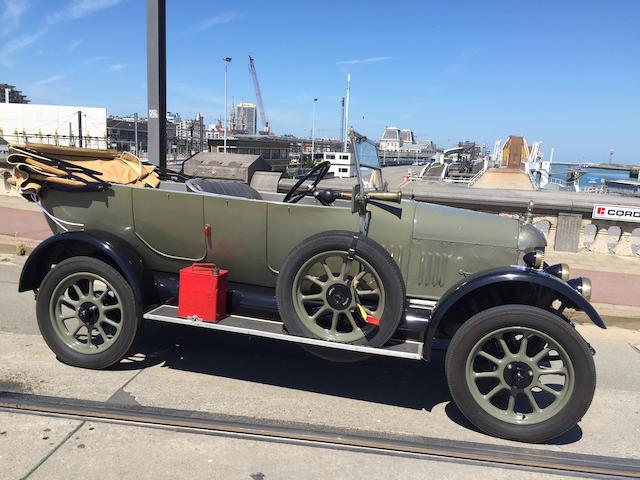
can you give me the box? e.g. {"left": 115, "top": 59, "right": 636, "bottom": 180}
{"left": 417, "top": 252, "right": 450, "bottom": 287}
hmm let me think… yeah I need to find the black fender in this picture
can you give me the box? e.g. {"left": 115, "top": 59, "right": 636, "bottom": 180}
{"left": 423, "top": 266, "right": 605, "bottom": 360}
{"left": 19, "top": 230, "right": 158, "bottom": 307}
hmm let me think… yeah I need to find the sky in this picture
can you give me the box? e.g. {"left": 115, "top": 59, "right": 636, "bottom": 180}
{"left": 1, "top": 0, "right": 639, "bottom": 163}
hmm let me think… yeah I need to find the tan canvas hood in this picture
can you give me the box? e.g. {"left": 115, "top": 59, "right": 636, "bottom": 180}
{"left": 7, "top": 143, "right": 160, "bottom": 197}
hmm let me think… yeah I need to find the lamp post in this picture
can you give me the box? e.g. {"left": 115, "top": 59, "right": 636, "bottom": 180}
{"left": 311, "top": 98, "right": 317, "bottom": 165}
{"left": 223, "top": 57, "right": 232, "bottom": 154}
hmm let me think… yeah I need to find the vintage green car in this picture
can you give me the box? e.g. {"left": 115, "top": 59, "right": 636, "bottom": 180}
{"left": 12, "top": 133, "right": 603, "bottom": 443}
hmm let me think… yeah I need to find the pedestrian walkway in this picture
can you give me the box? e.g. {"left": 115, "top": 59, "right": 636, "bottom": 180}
{"left": 0, "top": 207, "right": 50, "bottom": 241}
{"left": 573, "top": 268, "right": 640, "bottom": 307}
{"left": 472, "top": 168, "right": 533, "bottom": 190}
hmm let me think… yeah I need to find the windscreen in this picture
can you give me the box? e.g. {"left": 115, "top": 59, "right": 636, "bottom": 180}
{"left": 355, "top": 139, "right": 381, "bottom": 170}
{"left": 353, "top": 135, "right": 384, "bottom": 191}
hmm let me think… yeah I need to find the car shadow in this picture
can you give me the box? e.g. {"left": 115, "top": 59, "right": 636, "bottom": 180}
{"left": 116, "top": 321, "right": 583, "bottom": 446}
{"left": 117, "top": 321, "right": 451, "bottom": 412}
{"left": 443, "top": 402, "right": 583, "bottom": 445}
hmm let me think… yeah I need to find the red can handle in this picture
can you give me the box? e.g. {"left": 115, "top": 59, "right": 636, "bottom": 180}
{"left": 190, "top": 263, "right": 220, "bottom": 275}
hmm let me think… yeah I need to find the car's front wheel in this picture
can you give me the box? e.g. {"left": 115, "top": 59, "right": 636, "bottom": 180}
{"left": 277, "top": 231, "right": 404, "bottom": 349}
{"left": 36, "top": 256, "right": 141, "bottom": 369}
{"left": 445, "top": 305, "right": 596, "bottom": 443}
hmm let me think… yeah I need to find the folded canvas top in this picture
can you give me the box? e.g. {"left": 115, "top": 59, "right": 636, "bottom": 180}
{"left": 7, "top": 143, "right": 160, "bottom": 198}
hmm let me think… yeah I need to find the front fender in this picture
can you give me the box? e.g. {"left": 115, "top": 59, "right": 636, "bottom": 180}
{"left": 19, "top": 230, "right": 157, "bottom": 306}
{"left": 422, "top": 266, "right": 605, "bottom": 360}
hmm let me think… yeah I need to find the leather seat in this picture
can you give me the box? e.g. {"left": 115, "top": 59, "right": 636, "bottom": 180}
{"left": 186, "top": 178, "right": 262, "bottom": 200}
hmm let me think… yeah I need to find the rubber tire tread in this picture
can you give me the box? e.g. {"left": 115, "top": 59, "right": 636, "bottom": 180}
{"left": 36, "top": 256, "right": 141, "bottom": 370}
{"left": 276, "top": 230, "right": 405, "bottom": 348}
{"left": 445, "top": 304, "right": 596, "bottom": 443}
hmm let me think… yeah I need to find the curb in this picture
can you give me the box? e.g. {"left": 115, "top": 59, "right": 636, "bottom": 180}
{"left": 0, "top": 235, "right": 39, "bottom": 256}
{"left": 570, "top": 310, "right": 640, "bottom": 331}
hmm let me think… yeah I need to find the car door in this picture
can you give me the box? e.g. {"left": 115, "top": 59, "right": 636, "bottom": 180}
{"left": 266, "top": 202, "right": 358, "bottom": 273}
{"left": 132, "top": 188, "right": 206, "bottom": 265}
{"left": 202, "top": 195, "right": 272, "bottom": 286}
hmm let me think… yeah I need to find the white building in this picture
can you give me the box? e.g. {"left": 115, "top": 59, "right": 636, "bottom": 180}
{"left": 379, "top": 127, "right": 402, "bottom": 152}
{"left": 324, "top": 151, "right": 354, "bottom": 178}
{"left": 0, "top": 103, "right": 107, "bottom": 148}
{"left": 231, "top": 103, "right": 257, "bottom": 135}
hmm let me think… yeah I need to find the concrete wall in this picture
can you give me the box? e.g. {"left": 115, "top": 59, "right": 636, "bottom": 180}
{"left": 0, "top": 103, "right": 107, "bottom": 149}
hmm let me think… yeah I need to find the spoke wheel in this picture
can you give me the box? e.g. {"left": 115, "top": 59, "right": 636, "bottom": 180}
{"left": 277, "top": 231, "right": 405, "bottom": 350}
{"left": 292, "top": 251, "right": 385, "bottom": 343}
{"left": 36, "top": 256, "right": 141, "bottom": 370}
{"left": 445, "top": 305, "right": 596, "bottom": 443}
{"left": 49, "top": 272, "right": 124, "bottom": 354}
{"left": 466, "top": 327, "right": 574, "bottom": 425}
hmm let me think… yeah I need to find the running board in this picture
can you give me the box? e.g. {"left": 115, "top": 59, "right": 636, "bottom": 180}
{"left": 144, "top": 305, "right": 424, "bottom": 360}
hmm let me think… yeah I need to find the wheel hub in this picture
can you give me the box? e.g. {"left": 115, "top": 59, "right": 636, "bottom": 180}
{"left": 503, "top": 361, "right": 534, "bottom": 388}
{"left": 326, "top": 283, "right": 352, "bottom": 310}
{"left": 78, "top": 302, "right": 99, "bottom": 325}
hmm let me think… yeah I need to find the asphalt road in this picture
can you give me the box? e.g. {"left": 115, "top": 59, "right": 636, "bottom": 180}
{"left": 1, "top": 256, "right": 639, "bottom": 479}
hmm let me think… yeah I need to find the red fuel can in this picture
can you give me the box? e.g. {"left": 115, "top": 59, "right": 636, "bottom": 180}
{"left": 178, "top": 263, "right": 228, "bottom": 323}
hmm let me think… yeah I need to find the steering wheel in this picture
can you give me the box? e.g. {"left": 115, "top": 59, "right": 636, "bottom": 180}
{"left": 283, "top": 161, "right": 331, "bottom": 204}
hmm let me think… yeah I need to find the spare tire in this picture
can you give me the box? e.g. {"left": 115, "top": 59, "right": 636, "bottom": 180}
{"left": 276, "top": 230, "right": 405, "bottom": 348}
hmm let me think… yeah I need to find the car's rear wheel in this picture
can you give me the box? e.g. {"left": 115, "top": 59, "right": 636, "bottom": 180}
{"left": 445, "top": 305, "right": 596, "bottom": 443}
{"left": 36, "top": 256, "right": 141, "bottom": 369}
{"left": 277, "top": 231, "right": 404, "bottom": 349}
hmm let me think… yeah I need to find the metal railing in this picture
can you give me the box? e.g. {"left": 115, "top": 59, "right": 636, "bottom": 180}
{"left": 442, "top": 160, "right": 488, "bottom": 188}
{"left": 549, "top": 177, "right": 568, "bottom": 188}
{"left": 527, "top": 169, "right": 540, "bottom": 190}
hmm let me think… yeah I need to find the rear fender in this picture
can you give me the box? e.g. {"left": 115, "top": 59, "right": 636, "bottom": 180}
{"left": 422, "top": 266, "right": 605, "bottom": 361}
{"left": 19, "top": 230, "right": 157, "bottom": 306}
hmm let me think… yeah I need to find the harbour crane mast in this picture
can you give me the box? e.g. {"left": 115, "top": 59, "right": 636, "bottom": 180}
{"left": 248, "top": 55, "right": 270, "bottom": 135}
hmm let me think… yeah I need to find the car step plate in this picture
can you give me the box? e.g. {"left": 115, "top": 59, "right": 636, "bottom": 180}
{"left": 144, "top": 305, "right": 424, "bottom": 360}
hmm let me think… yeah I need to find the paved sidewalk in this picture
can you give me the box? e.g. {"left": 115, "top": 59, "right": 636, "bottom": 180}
{"left": 0, "top": 207, "right": 50, "bottom": 241}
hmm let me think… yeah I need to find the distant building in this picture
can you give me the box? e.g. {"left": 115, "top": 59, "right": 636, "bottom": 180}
{"left": 400, "top": 129, "right": 416, "bottom": 144}
{"left": 398, "top": 140, "right": 437, "bottom": 156}
{"left": 107, "top": 117, "right": 147, "bottom": 153}
{"left": 230, "top": 103, "right": 257, "bottom": 135}
{"left": 0, "top": 84, "right": 29, "bottom": 104}
{"left": 324, "top": 151, "right": 354, "bottom": 178}
{"left": 379, "top": 127, "right": 402, "bottom": 152}
{"left": 379, "top": 127, "right": 435, "bottom": 159}
{"left": 207, "top": 135, "right": 290, "bottom": 170}
{"left": 166, "top": 111, "right": 181, "bottom": 124}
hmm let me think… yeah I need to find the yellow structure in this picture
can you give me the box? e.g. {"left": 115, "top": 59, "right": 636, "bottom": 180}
{"left": 501, "top": 135, "right": 529, "bottom": 169}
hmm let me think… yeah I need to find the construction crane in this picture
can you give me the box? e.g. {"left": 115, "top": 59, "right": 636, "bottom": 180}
{"left": 248, "top": 55, "right": 270, "bottom": 135}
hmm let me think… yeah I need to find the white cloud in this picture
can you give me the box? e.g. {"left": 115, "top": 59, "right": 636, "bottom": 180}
{"left": 193, "top": 11, "right": 243, "bottom": 32}
{"left": 47, "top": 0, "right": 123, "bottom": 25}
{"left": 108, "top": 63, "right": 124, "bottom": 71}
{"left": 0, "top": 29, "right": 46, "bottom": 64}
{"left": 67, "top": 38, "right": 83, "bottom": 51}
{"left": 84, "top": 55, "right": 109, "bottom": 66}
{"left": 1, "top": 0, "right": 30, "bottom": 36}
{"left": 336, "top": 56, "right": 394, "bottom": 65}
{"left": 35, "top": 74, "right": 64, "bottom": 85}
{"left": 2, "top": 0, "right": 28, "bottom": 20}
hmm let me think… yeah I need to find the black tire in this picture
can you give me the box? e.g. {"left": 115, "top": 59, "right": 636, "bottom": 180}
{"left": 276, "top": 230, "right": 405, "bottom": 348}
{"left": 445, "top": 305, "right": 596, "bottom": 443}
{"left": 36, "top": 256, "right": 142, "bottom": 370}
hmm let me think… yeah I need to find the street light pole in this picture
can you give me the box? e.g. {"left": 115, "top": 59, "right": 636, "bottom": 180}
{"left": 311, "top": 98, "right": 317, "bottom": 165}
{"left": 134, "top": 112, "right": 138, "bottom": 155}
{"left": 223, "top": 57, "right": 232, "bottom": 154}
